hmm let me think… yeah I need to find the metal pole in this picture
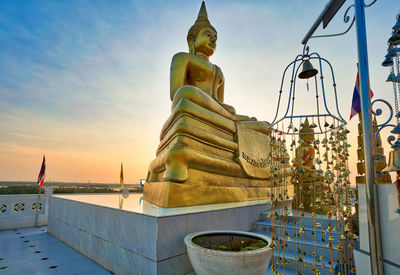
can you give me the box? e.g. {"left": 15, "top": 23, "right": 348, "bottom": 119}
{"left": 354, "top": 0, "right": 384, "bottom": 274}
{"left": 35, "top": 185, "right": 41, "bottom": 227}
{"left": 301, "top": 0, "right": 336, "bottom": 45}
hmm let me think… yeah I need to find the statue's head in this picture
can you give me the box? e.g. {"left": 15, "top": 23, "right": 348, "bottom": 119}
{"left": 299, "top": 118, "right": 314, "bottom": 143}
{"left": 187, "top": 2, "right": 218, "bottom": 57}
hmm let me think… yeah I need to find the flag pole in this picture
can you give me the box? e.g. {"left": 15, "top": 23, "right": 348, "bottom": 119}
{"left": 35, "top": 183, "right": 41, "bottom": 227}
{"left": 120, "top": 162, "right": 125, "bottom": 209}
{"left": 35, "top": 155, "right": 46, "bottom": 227}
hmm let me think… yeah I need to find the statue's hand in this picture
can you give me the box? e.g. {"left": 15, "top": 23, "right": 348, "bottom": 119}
{"left": 221, "top": 103, "right": 236, "bottom": 114}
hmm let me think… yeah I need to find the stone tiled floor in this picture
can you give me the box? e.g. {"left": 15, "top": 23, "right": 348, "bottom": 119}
{"left": 0, "top": 227, "right": 111, "bottom": 275}
{"left": 0, "top": 227, "right": 294, "bottom": 275}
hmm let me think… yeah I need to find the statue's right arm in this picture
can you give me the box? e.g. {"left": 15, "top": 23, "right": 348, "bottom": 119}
{"left": 170, "top": 52, "right": 189, "bottom": 100}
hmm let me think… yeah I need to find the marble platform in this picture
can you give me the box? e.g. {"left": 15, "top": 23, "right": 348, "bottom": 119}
{"left": 47, "top": 194, "right": 274, "bottom": 275}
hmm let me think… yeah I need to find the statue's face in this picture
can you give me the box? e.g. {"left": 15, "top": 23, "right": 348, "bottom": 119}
{"left": 301, "top": 134, "right": 314, "bottom": 143}
{"left": 194, "top": 27, "right": 217, "bottom": 56}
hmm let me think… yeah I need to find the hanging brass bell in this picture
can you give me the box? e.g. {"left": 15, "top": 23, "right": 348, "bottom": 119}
{"left": 388, "top": 29, "right": 400, "bottom": 46}
{"left": 393, "top": 14, "right": 400, "bottom": 31}
{"left": 385, "top": 47, "right": 400, "bottom": 58}
{"left": 298, "top": 60, "right": 318, "bottom": 79}
{"left": 382, "top": 149, "right": 400, "bottom": 172}
{"left": 391, "top": 125, "right": 400, "bottom": 135}
{"left": 386, "top": 73, "right": 400, "bottom": 83}
{"left": 382, "top": 57, "right": 393, "bottom": 67}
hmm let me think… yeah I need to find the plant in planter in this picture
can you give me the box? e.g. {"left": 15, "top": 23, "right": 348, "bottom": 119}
{"left": 184, "top": 230, "right": 273, "bottom": 275}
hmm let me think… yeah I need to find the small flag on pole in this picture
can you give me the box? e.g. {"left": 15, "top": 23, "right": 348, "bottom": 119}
{"left": 120, "top": 163, "right": 124, "bottom": 189}
{"left": 349, "top": 72, "right": 374, "bottom": 120}
{"left": 37, "top": 155, "right": 46, "bottom": 187}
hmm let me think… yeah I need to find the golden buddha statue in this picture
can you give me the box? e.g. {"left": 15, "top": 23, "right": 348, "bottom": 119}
{"left": 294, "top": 119, "right": 316, "bottom": 175}
{"left": 143, "top": 2, "right": 292, "bottom": 207}
{"left": 293, "top": 118, "right": 328, "bottom": 214}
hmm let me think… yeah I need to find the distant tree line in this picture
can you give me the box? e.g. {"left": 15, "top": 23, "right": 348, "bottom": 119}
{"left": 0, "top": 185, "right": 120, "bottom": 194}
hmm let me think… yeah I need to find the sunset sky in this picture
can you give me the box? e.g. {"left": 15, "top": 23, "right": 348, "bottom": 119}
{"left": 0, "top": 0, "right": 398, "bottom": 184}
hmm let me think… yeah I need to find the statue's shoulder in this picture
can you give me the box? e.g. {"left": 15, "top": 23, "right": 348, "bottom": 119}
{"left": 215, "top": 64, "right": 224, "bottom": 79}
{"left": 171, "top": 52, "right": 190, "bottom": 64}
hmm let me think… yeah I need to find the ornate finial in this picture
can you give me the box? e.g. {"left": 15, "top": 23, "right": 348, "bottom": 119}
{"left": 187, "top": 1, "right": 217, "bottom": 43}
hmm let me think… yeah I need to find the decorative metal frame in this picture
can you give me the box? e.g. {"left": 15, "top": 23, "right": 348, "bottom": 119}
{"left": 371, "top": 99, "right": 397, "bottom": 146}
{"left": 271, "top": 0, "right": 395, "bottom": 273}
{"left": 270, "top": 47, "right": 346, "bottom": 135}
{"left": 302, "top": 0, "right": 377, "bottom": 47}
{"left": 268, "top": 46, "right": 354, "bottom": 274}
{"left": 298, "top": 0, "right": 384, "bottom": 274}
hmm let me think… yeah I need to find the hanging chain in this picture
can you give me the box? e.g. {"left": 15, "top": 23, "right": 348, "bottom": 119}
{"left": 395, "top": 55, "right": 400, "bottom": 125}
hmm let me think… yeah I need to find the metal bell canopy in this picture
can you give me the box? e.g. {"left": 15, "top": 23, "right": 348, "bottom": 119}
{"left": 270, "top": 46, "right": 346, "bottom": 135}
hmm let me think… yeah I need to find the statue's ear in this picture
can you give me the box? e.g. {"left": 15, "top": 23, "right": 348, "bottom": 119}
{"left": 187, "top": 36, "right": 195, "bottom": 54}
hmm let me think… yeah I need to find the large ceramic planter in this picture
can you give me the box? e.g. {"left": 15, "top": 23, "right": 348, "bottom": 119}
{"left": 184, "top": 230, "right": 273, "bottom": 275}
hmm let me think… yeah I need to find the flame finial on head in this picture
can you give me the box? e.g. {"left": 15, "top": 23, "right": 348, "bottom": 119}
{"left": 300, "top": 118, "right": 313, "bottom": 134}
{"left": 187, "top": 1, "right": 217, "bottom": 43}
{"left": 198, "top": 1, "right": 208, "bottom": 18}
{"left": 299, "top": 118, "right": 315, "bottom": 142}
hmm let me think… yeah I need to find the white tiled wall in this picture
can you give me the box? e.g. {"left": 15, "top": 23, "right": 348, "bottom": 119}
{"left": 48, "top": 196, "right": 271, "bottom": 275}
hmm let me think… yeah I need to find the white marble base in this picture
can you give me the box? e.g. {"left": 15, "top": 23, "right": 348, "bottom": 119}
{"left": 47, "top": 195, "right": 273, "bottom": 275}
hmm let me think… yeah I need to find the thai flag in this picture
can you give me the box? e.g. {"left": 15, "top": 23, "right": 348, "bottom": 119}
{"left": 349, "top": 72, "right": 374, "bottom": 120}
{"left": 37, "top": 155, "right": 46, "bottom": 187}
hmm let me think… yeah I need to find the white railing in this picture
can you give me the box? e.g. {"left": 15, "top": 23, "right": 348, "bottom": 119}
{"left": 0, "top": 187, "right": 53, "bottom": 230}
